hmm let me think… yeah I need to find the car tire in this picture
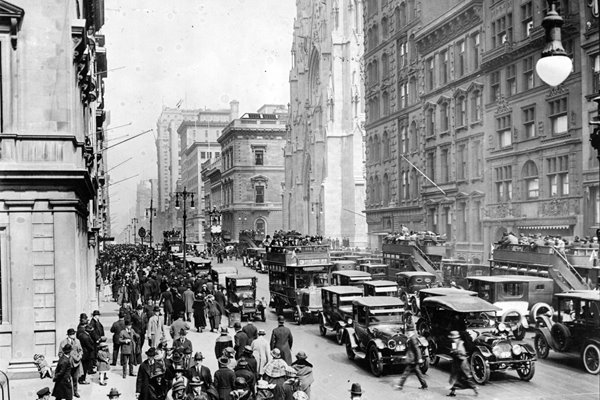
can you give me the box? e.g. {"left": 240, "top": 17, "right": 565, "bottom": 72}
{"left": 294, "top": 306, "right": 303, "bottom": 326}
{"left": 582, "top": 343, "right": 600, "bottom": 375}
{"left": 419, "top": 356, "right": 429, "bottom": 374}
{"left": 516, "top": 355, "right": 535, "bottom": 381}
{"left": 501, "top": 309, "right": 526, "bottom": 340}
{"left": 368, "top": 345, "right": 384, "bottom": 377}
{"left": 550, "top": 323, "right": 571, "bottom": 352}
{"left": 345, "top": 338, "right": 355, "bottom": 361}
{"left": 416, "top": 319, "right": 428, "bottom": 336}
{"left": 336, "top": 328, "right": 344, "bottom": 345}
{"left": 534, "top": 333, "right": 550, "bottom": 359}
{"left": 428, "top": 339, "right": 440, "bottom": 366}
{"left": 319, "top": 324, "right": 327, "bottom": 337}
{"left": 470, "top": 351, "right": 490, "bottom": 385}
{"left": 530, "top": 302, "right": 553, "bottom": 322}
{"left": 400, "top": 292, "right": 408, "bottom": 305}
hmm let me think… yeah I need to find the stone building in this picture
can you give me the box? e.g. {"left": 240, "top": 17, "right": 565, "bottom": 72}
{"left": 201, "top": 157, "right": 223, "bottom": 248}
{"left": 481, "top": 0, "right": 583, "bottom": 256}
{"left": 285, "top": 0, "right": 367, "bottom": 247}
{"left": 0, "top": 0, "right": 108, "bottom": 371}
{"left": 363, "top": 0, "right": 461, "bottom": 249}
{"left": 218, "top": 108, "right": 287, "bottom": 242}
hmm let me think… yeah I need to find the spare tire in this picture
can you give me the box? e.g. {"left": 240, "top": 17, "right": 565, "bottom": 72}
{"left": 530, "top": 302, "right": 553, "bottom": 322}
{"left": 501, "top": 309, "right": 526, "bottom": 340}
{"left": 550, "top": 323, "right": 571, "bottom": 352}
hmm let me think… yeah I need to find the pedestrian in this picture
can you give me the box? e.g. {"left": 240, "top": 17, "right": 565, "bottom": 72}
{"left": 136, "top": 347, "right": 160, "bottom": 400}
{"left": 147, "top": 305, "right": 165, "bottom": 348}
{"left": 107, "top": 387, "right": 121, "bottom": 399}
{"left": 224, "top": 347, "right": 238, "bottom": 370}
{"left": 242, "top": 321, "right": 258, "bottom": 345}
{"left": 186, "top": 377, "right": 207, "bottom": 400}
{"left": 132, "top": 304, "right": 148, "bottom": 361}
{"left": 36, "top": 387, "right": 51, "bottom": 400}
{"left": 187, "top": 352, "right": 212, "bottom": 391}
{"left": 171, "top": 366, "right": 189, "bottom": 392}
{"left": 96, "top": 341, "right": 110, "bottom": 386}
{"left": 52, "top": 343, "right": 73, "bottom": 400}
{"left": 58, "top": 328, "right": 83, "bottom": 398}
{"left": 90, "top": 309, "right": 105, "bottom": 370}
{"left": 448, "top": 330, "right": 478, "bottom": 397}
{"left": 349, "top": 383, "right": 363, "bottom": 400}
{"left": 166, "top": 379, "right": 186, "bottom": 400}
{"left": 214, "top": 356, "right": 237, "bottom": 400}
{"left": 110, "top": 311, "right": 126, "bottom": 366}
{"left": 262, "top": 349, "right": 289, "bottom": 400}
{"left": 395, "top": 325, "right": 427, "bottom": 391}
{"left": 241, "top": 345, "right": 258, "bottom": 378}
{"left": 160, "top": 284, "right": 174, "bottom": 325}
{"left": 215, "top": 327, "right": 233, "bottom": 359}
{"left": 170, "top": 311, "right": 190, "bottom": 340}
{"left": 234, "top": 322, "right": 249, "bottom": 360}
{"left": 234, "top": 358, "right": 256, "bottom": 396}
{"left": 173, "top": 328, "right": 194, "bottom": 355}
{"left": 291, "top": 352, "right": 313, "bottom": 399}
{"left": 256, "top": 379, "right": 276, "bottom": 400}
{"left": 214, "top": 286, "right": 227, "bottom": 323}
{"left": 207, "top": 295, "right": 222, "bottom": 332}
{"left": 77, "top": 324, "right": 95, "bottom": 384}
{"left": 192, "top": 291, "right": 207, "bottom": 332}
{"left": 251, "top": 329, "right": 270, "bottom": 376}
{"left": 270, "top": 316, "right": 293, "bottom": 365}
{"left": 118, "top": 319, "right": 139, "bottom": 378}
{"left": 184, "top": 285, "right": 196, "bottom": 322}
{"left": 230, "top": 377, "right": 253, "bottom": 400}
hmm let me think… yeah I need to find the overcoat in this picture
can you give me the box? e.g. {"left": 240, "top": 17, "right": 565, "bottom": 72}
{"left": 51, "top": 354, "right": 73, "bottom": 400}
{"left": 270, "top": 326, "right": 293, "bottom": 365}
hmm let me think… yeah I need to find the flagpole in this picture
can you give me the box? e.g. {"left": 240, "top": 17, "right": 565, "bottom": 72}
{"left": 400, "top": 154, "right": 446, "bottom": 195}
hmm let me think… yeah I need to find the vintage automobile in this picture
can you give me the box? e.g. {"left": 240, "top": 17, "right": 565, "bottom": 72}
{"left": 396, "top": 271, "right": 438, "bottom": 304}
{"left": 187, "top": 257, "right": 211, "bottom": 279}
{"left": 344, "top": 297, "right": 430, "bottom": 377}
{"left": 331, "top": 270, "right": 373, "bottom": 288}
{"left": 534, "top": 290, "right": 600, "bottom": 374}
{"left": 467, "top": 275, "right": 554, "bottom": 340}
{"left": 413, "top": 287, "right": 477, "bottom": 331}
{"left": 440, "top": 259, "right": 489, "bottom": 288}
{"left": 331, "top": 260, "right": 358, "bottom": 274}
{"left": 362, "top": 280, "right": 399, "bottom": 298}
{"left": 358, "top": 263, "right": 389, "bottom": 280}
{"left": 293, "top": 286, "right": 323, "bottom": 325}
{"left": 211, "top": 265, "right": 239, "bottom": 287}
{"left": 318, "top": 286, "right": 363, "bottom": 344}
{"left": 420, "top": 295, "right": 536, "bottom": 384}
{"left": 225, "top": 275, "right": 265, "bottom": 321}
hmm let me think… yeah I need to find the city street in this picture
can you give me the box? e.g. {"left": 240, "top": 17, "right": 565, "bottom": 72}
{"left": 11, "top": 258, "right": 598, "bottom": 400}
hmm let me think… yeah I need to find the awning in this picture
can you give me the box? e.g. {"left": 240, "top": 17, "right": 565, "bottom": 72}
{"left": 518, "top": 225, "right": 570, "bottom": 230}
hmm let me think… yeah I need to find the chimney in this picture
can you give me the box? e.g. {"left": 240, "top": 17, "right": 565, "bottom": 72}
{"left": 229, "top": 100, "right": 239, "bottom": 121}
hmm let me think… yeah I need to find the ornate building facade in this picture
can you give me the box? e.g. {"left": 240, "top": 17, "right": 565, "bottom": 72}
{"left": 285, "top": 0, "right": 367, "bottom": 247}
{"left": 0, "top": 0, "right": 108, "bottom": 370}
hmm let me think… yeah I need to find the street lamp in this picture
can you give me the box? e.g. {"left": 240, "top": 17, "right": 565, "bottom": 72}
{"left": 131, "top": 218, "right": 138, "bottom": 245}
{"left": 145, "top": 197, "right": 157, "bottom": 251}
{"left": 535, "top": 0, "right": 572, "bottom": 87}
{"left": 175, "top": 187, "right": 195, "bottom": 268}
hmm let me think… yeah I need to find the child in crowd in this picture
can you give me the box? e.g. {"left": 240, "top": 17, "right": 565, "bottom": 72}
{"left": 97, "top": 341, "right": 111, "bottom": 386}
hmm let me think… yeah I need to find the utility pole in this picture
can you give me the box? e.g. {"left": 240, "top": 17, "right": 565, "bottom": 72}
{"left": 131, "top": 218, "right": 138, "bottom": 245}
{"left": 175, "top": 187, "right": 195, "bottom": 268}
{"left": 146, "top": 197, "right": 157, "bottom": 251}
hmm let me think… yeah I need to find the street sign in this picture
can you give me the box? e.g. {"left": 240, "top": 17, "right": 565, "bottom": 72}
{"left": 138, "top": 227, "right": 146, "bottom": 238}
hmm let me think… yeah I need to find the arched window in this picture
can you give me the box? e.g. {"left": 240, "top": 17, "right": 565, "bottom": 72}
{"left": 373, "top": 59, "right": 379, "bottom": 82}
{"left": 373, "top": 24, "right": 379, "bottom": 47}
{"left": 368, "top": 136, "right": 374, "bottom": 163}
{"left": 411, "top": 168, "right": 419, "bottom": 198}
{"left": 456, "top": 95, "right": 467, "bottom": 127}
{"left": 382, "top": 53, "right": 389, "bottom": 78}
{"left": 382, "top": 91, "right": 390, "bottom": 116}
{"left": 408, "top": 35, "right": 416, "bottom": 62}
{"left": 375, "top": 175, "right": 381, "bottom": 203}
{"left": 383, "top": 131, "right": 390, "bottom": 159}
{"left": 394, "top": 7, "right": 401, "bottom": 32}
{"left": 522, "top": 161, "right": 539, "bottom": 199}
{"left": 399, "top": 3, "right": 407, "bottom": 26}
{"left": 410, "top": 121, "right": 418, "bottom": 151}
{"left": 409, "top": 77, "right": 417, "bottom": 104}
{"left": 426, "top": 107, "right": 435, "bottom": 136}
{"left": 402, "top": 171, "right": 409, "bottom": 199}
{"left": 369, "top": 176, "right": 375, "bottom": 203}
{"left": 400, "top": 125, "right": 407, "bottom": 153}
{"left": 383, "top": 174, "right": 390, "bottom": 206}
{"left": 255, "top": 218, "right": 266, "bottom": 237}
{"left": 408, "top": 0, "right": 415, "bottom": 19}
{"left": 381, "top": 17, "right": 388, "bottom": 40}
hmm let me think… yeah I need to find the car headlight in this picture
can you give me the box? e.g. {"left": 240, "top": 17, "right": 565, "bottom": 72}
{"left": 387, "top": 339, "right": 396, "bottom": 349}
{"left": 347, "top": 318, "right": 353, "bottom": 325}
{"left": 396, "top": 343, "right": 406, "bottom": 351}
{"left": 238, "top": 300, "right": 244, "bottom": 306}
{"left": 512, "top": 345, "right": 522, "bottom": 355}
{"left": 498, "top": 322, "right": 506, "bottom": 331}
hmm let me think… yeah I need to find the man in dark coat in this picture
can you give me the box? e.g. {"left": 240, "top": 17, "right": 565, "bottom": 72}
{"left": 215, "top": 327, "right": 233, "bottom": 359}
{"left": 242, "top": 321, "right": 258, "bottom": 345}
{"left": 90, "top": 310, "right": 105, "bottom": 343}
{"left": 131, "top": 304, "right": 148, "bottom": 363}
{"left": 187, "top": 352, "right": 212, "bottom": 391}
{"left": 52, "top": 343, "right": 73, "bottom": 400}
{"left": 136, "top": 347, "right": 161, "bottom": 400}
{"left": 214, "top": 356, "right": 236, "bottom": 400}
{"left": 396, "top": 327, "right": 427, "bottom": 391}
{"left": 270, "top": 315, "right": 294, "bottom": 365}
{"left": 77, "top": 324, "right": 96, "bottom": 383}
{"left": 110, "top": 312, "right": 126, "bottom": 365}
{"left": 241, "top": 346, "right": 258, "bottom": 378}
{"left": 173, "top": 328, "right": 193, "bottom": 355}
{"left": 119, "top": 320, "right": 139, "bottom": 378}
{"left": 233, "top": 322, "right": 249, "bottom": 360}
{"left": 234, "top": 358, "right": 256, "bottom": 395}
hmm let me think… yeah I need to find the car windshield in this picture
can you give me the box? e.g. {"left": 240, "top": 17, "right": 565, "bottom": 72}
{"left": 296, "top": 272, "right": 328, "bottom": 288}
{"left": 235, "top": 289, "right": 254, "bottom": 299}
{"left": 368, "top": 308, "right": 403, "bottom": 324}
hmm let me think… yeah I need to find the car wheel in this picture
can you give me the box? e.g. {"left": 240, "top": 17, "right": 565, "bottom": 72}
{"left": 534, "top": 333, "right": 550, "bottom": 359}
{"left": 529, "top": 302, "right": 553, "bottom": 322}
{"left": 336, "top": 328, "right": 344, "bottom": 345}
{"left": 345, "top": 339, "right": 355, "bottom": 360}
{"left": 319, "top": 324, "right": 327, "bottom": 337}
{"left": 516, "top": 355, "right": 535, "bottom": 381}
{"left": 428, "top": 339, "right": 439, "bottom": 366}
{"left": 470, "top": 351, "right": 490, "bottom": 385}
{"left": 400, "top": 292, "right": 408, "bottom": 305}
{"left": 416, "top": 319, "right": 428, "bottom": 336}
{"left": 368, "top": 345, "right": 384, "bottom": 377}
{"left": 550, "top": 323, "right": 571, "bottom": 352}
{"left": 294, "top": 307, "right": 303, "bottom": 326}
{"left": 582, "top": 343, "right": 600, "bottom": 374}
{"left": 419, "top": 356, "right": 430, "bottom": 374}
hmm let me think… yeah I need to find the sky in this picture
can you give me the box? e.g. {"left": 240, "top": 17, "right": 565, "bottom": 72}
{"left": 102, "top": 0, "right": 296, "bottom": 234}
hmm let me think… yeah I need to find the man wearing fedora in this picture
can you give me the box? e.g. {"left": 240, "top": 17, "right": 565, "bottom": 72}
{"left": 234, "top": 358, "right": 256, "bottom": 395}
{"left": 270, "top": 316, "right": 293, "bottom": 365}
{"left": 147, "top": 305, "right": 165, "bottom": 348}
{"left": 215, "top": 327, "right": 233, "bottom": 359}
{"left": 110, "top": 311, "right": 127, "bottom": 366}
{"left": 36, "top": 387, "right": 51, "bottom": 400}
{"left": 52, "top": 343, "right": 73, "bottom": 400}
{"left": 174, "top": 328, "right": 193, "bottom": 355}
{"left": 58, "top": 328, "right": 83, "bottom": 398}
{"left": 77, "top": 324, "right": 95, "bottom": 384}
{"left": 233, "top": 322, "right": 249, "bottom": 360}
{"left": 118, "top": 319, "right": 139, "bottom": 379}
{"left": 242, "top": 320, "right": 258, "bottom": 345}
{"left": 90, "top": 309, "right": 105, "bottom": 371}
{"left": 396, "top": 325, "right": 427, "bottom": 391}
{"left": 107, "top": 388, "right": 121, "bottom": 399}
{"left": 187, "top": 352, "right": 212, "bottom": 391}
{"left": 136, "top": 347, "right": 162, "bottom": 400}
{"left": 349, "top": 383, "right": 363, "bottom": 400}
{"left": 214, "top": 355, "right": 237, "bottom": 400}
{"left": 241, "top": 345, "right": 258, "bottom": 377}
{"left": 448, "top": 330, "right": 478, "bottom": 397}
{"left": 170, "top": 311, "right": 190, "bottom": 341}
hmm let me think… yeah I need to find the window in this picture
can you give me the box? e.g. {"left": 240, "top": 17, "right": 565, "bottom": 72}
{"left": 458, "top": 203, "right": 467, "bottom": 241}
{"left": 502, "top": 283, "right": 524, "bottom": 298}
{"left": 471, "top": 32, "right": 480, "bottom": 70}
{"left": 441, "top": 148, "right": 450, "bottom": 183}
{"left": 426, "top": 57, "right": 435, "bottom": 90}
{"left": 408, "top": 36, "right": 416, "bottom": 62}
{"left": 456, "top": 96, "right": 466, "bottom": 127}
{"left": 374, "top": 175, "right": 381, "bottom": 203}
{"left": 398, "top": 41, "right": 407, "bottom": 69}
{"left": 426, "top": 151, "right": 435, "bottom": 182}
{"left": 382, "top": 91, "right": 390, "bottom": 116}
{"left": 523, "top": 161, "right": 539, "bottom": 199}
{"left": 471, "top": 90, "right": 482, "bottom": 122}
{"left": 522, "top": 1, "right": 533, "bottom": 38}
{"left": 457, "top": 143, "right": 467, "bottom": 180}
{"left": 402, "top": 171, "right": 409, "bottom": 200}
{"left": 398, "top": 3, "right": 406, "bottom": 27}
{"left": 383, "top": 131, "right": 391, "bottom": 159}
{"left": 506, "top": 64, "right": 516, "bottom": 96}
{"left": 490, "top": 71, "right": 501, "bottom": 102}
{"left": 382, "top": 53, "right": 389, "bottom": 78}
{"left": 411, "top": 168, "right": 419, "bottom": 198}
{"left": 409, "top": 78, "right": 417, "bottom": 104}
{"left": 426, "top": 107, "right": 435, "bottom": 136}
{"left": 399, "top": 82, "right": 407, "bottom": 109}
{"left": 523, "top": 56, "right": 535, "bottom": 90}
{"left": 523, "top": 106, "right": 536, "bottom": 138}
{"left": 497, "top": 114, "right": 512, "bottom": 147}
{"left": 399, "top": 126, "right": 407, "bottom": 153}
{"left": 410, "top": 121, "right": 418, "bottom": 151}
{"left": 474, "top": 201, "right": 482, "bottom": 240}
{"left": 429, "top": 208, "right": 438, "bottom": 233}
{"left": 374, "top": 135, "right": 380, "bottom": 162}
{"left": 383, "top": 174, "right": 390, "bottom": 206}
{"left": 492, "top": 13, "right": 513, "bottom": 48}
{"left": 255, "top": 219, "right": 265, "bottom": 236}
{"left": 592, "top": 55, "right": 600, "bottom": 94}
{"left": 456, "top": 40, "right": 465, "bottom": 77}
{"left": 254, "top": 149, "right": 264, "bottom": 165}
{"left": 549, "top": 97, "right": 568, "bottom": 135}
{"left": 255, "top": 186, "right": 265, "bottom": 203}
{"left": 440, "top": 50, "right": 448, "bottom": 85}
{"left": 440, "top": 102, "right": 449, "bottom": 132}
{"left": 495, "top": 166, "right": 512, "bottom": 202}
{"left": 547, "top": 155, "right": 569, "bottom": 196}
{"left": 444, "top": 208, "right": 452, "bottom": 238}
{"left": 381, "top": 17, "right": 389, "bottom": 40}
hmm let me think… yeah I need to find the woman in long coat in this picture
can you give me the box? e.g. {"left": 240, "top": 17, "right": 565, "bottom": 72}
{"left": 52, "top": 345, "right": 73, "bottom": 400}
{"left": 192, "top": 292, "right": 207, "bottom": 331}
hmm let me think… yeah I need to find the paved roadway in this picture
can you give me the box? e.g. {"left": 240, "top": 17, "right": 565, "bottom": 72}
{"left": 9, "top": 257, "right": 599, "bottom": 399}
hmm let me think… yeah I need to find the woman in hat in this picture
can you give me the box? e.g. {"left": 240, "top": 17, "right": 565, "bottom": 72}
{"left": 255, "top": 380, "right": 276, "bottom": 400}
{"left": 214, "top": 356, "right": 237, "bottom": 400}
{"left": 96, "top": 341, "right": 111, "bottom": 386}
{"left": 185, "top": 377, "right": 208, "bottom": 400}
{"left": 262, "top": 349, "right": 291, "bottom": 400}
{"left": 215, "top": 327, "right": 233, "bottom": 359}
{"left": 166, "top": 379, "right": 187, "bottom": 400}
{"left": 230, "top": 377, "right": 253, "bottom": 400}
{"left": 234, "top": 358, "right": 255, "bottom": 396}
{"left": 448, "top": 331, "right": 478, "bottom": 397}
{"left": 290, "top": 352, "right": 313, "bottom": 399}
{"left": 192, "top": 291, "right": 207, "bottom": 332}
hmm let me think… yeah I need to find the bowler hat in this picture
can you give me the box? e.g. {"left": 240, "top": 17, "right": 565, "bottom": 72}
{"left": 85, "top": 324, "right": 94, "bottom": 332}
{"left": 183, "top": 347, "right": 192, "bottom": 355}
{"left": 62, "top": 344, "right": 72, "bottom": 354}
{"left": 349, "top": 383, "right": 363, "bottom": 395}
{"left": 92, "top": 310, "right": 101, "bottom": 316}
{"left": 153, "top": 305, "right": 160, "bottom": 312}
{"left": 194, "top": 352, "right": 204, "bottom": 361}
{"left": 37, "top": 387, "right": 50, "bottom": 398}
{"left": 67, "top": 328, "right": 76, "bottom": 336}
{"left": 277, "top": 315, "right": 285, "bottom": 324}
{"left": 146, "top": 347, "right": 157, "bottom": 357}
{"left": 80, "top": 313, "right": 88, "bottom": 320}
{"left": 107, "top": 387, "right": 121, "bottom": 397}
{"left": 258, "top": 329, "right": 266, "bottom": 335}
{"left": 448, "top": 330, "right": 460, "bottom": 340}
{"left": 189, "top": 377, "right": 202, "bottom": 386}
{"left": 233, "top": 322, "right": 242, "bottom": 329}
{"left": 171, "top": 352, "right": 183, "bottom": 362}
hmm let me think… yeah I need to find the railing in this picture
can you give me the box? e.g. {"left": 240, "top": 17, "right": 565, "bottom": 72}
{"left": 552, "top": 248, "right": 590, "bottom": 290}
{"left": 411, "top": 244, "right": 443, "bottom": 280}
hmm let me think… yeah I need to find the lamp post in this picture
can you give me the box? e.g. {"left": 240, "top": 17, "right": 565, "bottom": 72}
{"left": 145, "top": 197, "right": 157, "bottom": 251}
{"left": 535, "top": 0, "right": 572, "bottom": 87}
{"left": 175, "top": 187, "right": 195, "bottom": 269}
{"left": 131, "top": 218, "right": 138, "bottom": 245}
